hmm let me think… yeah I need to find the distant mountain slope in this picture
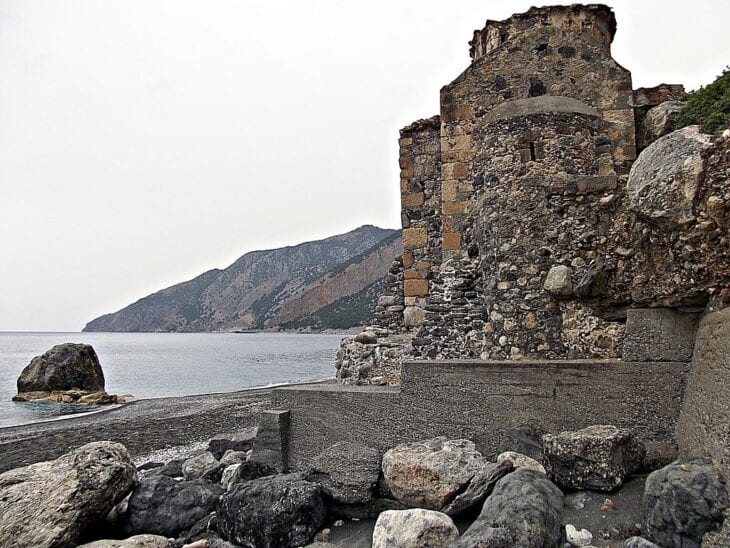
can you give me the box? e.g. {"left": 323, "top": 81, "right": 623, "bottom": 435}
{"left": 83, "top": 225, "right": 401, "bottom": 333}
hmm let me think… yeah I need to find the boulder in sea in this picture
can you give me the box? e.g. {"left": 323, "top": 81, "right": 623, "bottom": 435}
{"left": 217, "top": 473, "right": 326, "bottom": 548}
{"left": 643, "top": 457, "right": 729, "bottom": 547}
{"left": 372, "top": 509, "right": 459, "bottom": 548}
{"left": 121, "top": 475, "right": 223, "bottom": 538}
{"left": 543, "top": 424, "right": 646, "bottom": 491}
{"left": 381, "top": 437, "right": 486, "bottom": 510}
{"left": 452, "top": 469, "right": 564, "bottom": 548}
{"left": 16, "top": 342, "right": 105, "bottom": 393}
{"left": 306, "top": 442, "right": 381, "bottom": 505}
{"left": 0, "top": 441, "right": 137, "bottom": 548}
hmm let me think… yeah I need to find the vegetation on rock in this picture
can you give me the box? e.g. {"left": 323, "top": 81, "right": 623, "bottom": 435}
{"left": 674, "top": 68, "right": 730, "bottom": 133}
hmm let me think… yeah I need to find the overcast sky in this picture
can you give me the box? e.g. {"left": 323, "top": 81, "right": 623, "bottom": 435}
{"left": 1, "top": 1, "right": 728, "bottom": 331}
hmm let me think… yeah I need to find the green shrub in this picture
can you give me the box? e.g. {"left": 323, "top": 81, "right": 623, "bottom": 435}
{"left": 674, "top": 68, "right": 730, "bottom": 134}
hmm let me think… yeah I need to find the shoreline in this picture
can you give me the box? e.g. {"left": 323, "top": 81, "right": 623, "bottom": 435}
{"left": 0, "top": 379, "right": 335, "bottom": 473}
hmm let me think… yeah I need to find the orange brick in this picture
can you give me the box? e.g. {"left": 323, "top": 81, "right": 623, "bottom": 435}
{"left": 402, "top": 192, "right": 425, "bottom": 209}
{"left": 443, "top": 232, "right": 461, "bottom": 250}
{"left": 415, "top": 261, "right": 430, "bottom": 270}
{"left": 404, "top": 279, "right": 429, "bottom": 297}
{"left": 442, "top": 201, "right": 465, "bottom": 215}
{"left": 403, "top": 269, "right": 420, "bottom": 279}
{"left": 402, "top": 227, "right": 428, "bottom": 249}
{"left": 402, "top": 250, "right": 414, "bottom": 268}
{"left": 443, "top": 181, "right": 458, "bottom": 202}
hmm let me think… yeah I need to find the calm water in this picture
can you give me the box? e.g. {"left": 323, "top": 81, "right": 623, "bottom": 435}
{"left": 0, "top": 332, "right": 343, "bottom": 428}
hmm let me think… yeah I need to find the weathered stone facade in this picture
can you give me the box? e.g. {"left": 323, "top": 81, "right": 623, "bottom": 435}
{"left": 337, "top": 3, "right": 729, "bottom": 384}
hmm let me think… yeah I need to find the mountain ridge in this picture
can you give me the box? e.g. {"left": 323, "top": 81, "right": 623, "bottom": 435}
{"left": 83, "top": 225, "right": 401, "bottom": 333}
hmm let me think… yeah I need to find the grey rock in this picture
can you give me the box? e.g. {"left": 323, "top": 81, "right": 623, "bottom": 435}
{"left": 354, "top": 331, "right": 378, "bottom": 344}
{"left": 638, "top": 100, "right": 684, "bottom": 150}
{"left": 326, "top": 497, "right": 407, "bottom": 520}
{"left": 543, "top": 425, "right": 645, "bottom": 491}
{"left": 306, "top": 442, "right": 381, "bottom": 504}
{"left": 453, "top": 469, "right": 564, "bottom": 548}
{"left": 122, "top": 475, "right": 223, "bottom": 538}
{"left": 219, "top": 450, "right": 248, "bottom": 467}
{"left": 217, "top": 473, "right": 326, "bottom": 548}
{"left": 544, "top": 265, "right": 573, "bottom": 296}
{"left": 441, "top": 460, "right": 512, "bottom": 516}
{"left": 156, "top": 458, "right": 185, "bottom": 478}
{"left": 208, "top": 430, "right": 257, "bottom": 460}
{"left": 623, "top": 537, "right": 660, "bottom": 548}
{"left": 16, "top": 342, "right": 105, "bottom": 394}
{"left": 497, "top": 451, "right": 545, "bottom": 474}
{"left": 627, "top": 125, "right": 713, "bottom": 230}
{"left": 182, "top": 452, "right": 223, "bottom": 481}
{"left": 372, "top": 509, "right": 459, "bottom": 548}
{"left": 221, "top": 463, "right": 241, "bottom": 490}
{"left": 644, "top": 457, "right": 729, "bottom": 548}
{"left": 78, "top": 535, "right": 173, "bottom": 548}
{"left": 0, "top": 441, "right": 136, "bottom": 548}
{"left": 382, "top": 437, "right": 486, "bottom": 510}
{"left": 701, "top": 510, "right": 730, "bottom": 547}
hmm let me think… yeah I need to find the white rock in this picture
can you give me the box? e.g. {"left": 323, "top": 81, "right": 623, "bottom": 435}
{"left": 497, "top": 451, "right": 546, "bottom": 474}
{"left": 544, "top": 265, "right": 573, "bottom": 296}
{"left": 372, "top": 509, "right": 459, "bottom": 548}
{"left": 566, "top": 524, "right": 593, "bottom": 547}
{"left": 221, "top": 463, "right": 241, "bottom": 490}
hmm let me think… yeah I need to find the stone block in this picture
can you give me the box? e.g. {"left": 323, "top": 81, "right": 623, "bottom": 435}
{"left": 249, "top": 409, "right": 290, "bottom": 473}
{"left": 403, "top": 306, "right": 426, "bottom": 327}
{"left": 443, "top": 181, "right": 458, "bottom": 202}
{"left": 402, "top": 192, "right": 425, "bottom": 209}
{"left": 403, "top": 270, "right": 420, "bottom": 280}
{"left": 622, "top": 308, "right": 698, "bottom": 362}
{"left": 402, "top": 228, "right": 428, "bottom": 249}
{"left": 443, "top": 232, "right": 461, "bottom": 251}
{"left": 442, "top": 201, "right": 465, "bottom": 215}
{"left": 404, "top": 279, "right": 429, "bottom": 298}
{"left": 443, "top": 162, "right": 469, "bottom": 180}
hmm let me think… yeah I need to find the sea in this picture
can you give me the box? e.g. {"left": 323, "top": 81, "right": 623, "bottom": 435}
{"left": 0, "top": 331, "right": 343, "bottom": 428}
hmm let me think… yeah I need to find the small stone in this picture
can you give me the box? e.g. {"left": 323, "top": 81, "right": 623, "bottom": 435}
{"left": 333, "top": 520, "right": 345, "bottom": 527}
{"left": 600, "top": 498, "right": 615, "bottom": 512}
{"left": 544, "top": 265, "right": 573, "bottom": 296}
{"left": 354, "top": 331, "right": 378, "bottom": 344}
{"left": 566, "top": 524, "right": 593, "bottom": 547}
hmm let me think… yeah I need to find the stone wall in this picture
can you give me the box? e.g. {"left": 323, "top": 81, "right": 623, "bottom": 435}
{"left": 274, "top": 358, "right": 690, "bottom": 471}
{"left": 678, "top": 308, "right": 730, "bottom": 478}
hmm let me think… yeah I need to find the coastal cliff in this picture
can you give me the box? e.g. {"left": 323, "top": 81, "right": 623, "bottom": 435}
{"left": 83, "top": 225, "right": 401, "bottom": 333}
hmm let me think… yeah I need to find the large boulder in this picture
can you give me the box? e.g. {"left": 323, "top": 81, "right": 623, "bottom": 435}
{"left": 638, "top": 100, "right": 685, "bottom": 150}
{"left": 372, "top": 509, "right": 459, "bottom": 548}
{"left": 78, "top": 535, "right": 173, "bottom": 548}
{"left": 381, "top": 437, "right": 486, "bottom": 510}
{"left": 16, "top": 343, "right": 105, "bottom": 394}
{"left": 306, "top": 442, "right": 381, "bottom": 504}
{"left": 543, "top": 425, "right": 645, "bottom": 491}
{"left": 217, "top": 473, "right": 326, "bottom": 548}
{"left": 182, "top": 452, "right": 223, "bottom": 482}
{"left": 453, "top": 469, "right": 564, "bottom": 548}
{"left": 122, "top": 475, "right": 223, "bottom": 538}
{"left": 0, "top": 441, "right": 136, "bottom": 548}
{"left": 627, "top": 125, "right": 713, "bottom": 230}
{"left": 440, "top": 460, "right": 512, "bottom": 516}
{"left": 208, "top": 430, "right": 257, "bottom": 460}
{"left": 644, "top": 457, "right": 729, "bottom": 547}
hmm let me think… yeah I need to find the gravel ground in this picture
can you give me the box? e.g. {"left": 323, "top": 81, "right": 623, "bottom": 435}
{"left": 0, "top": 388, "right": 272, "bottom": 473}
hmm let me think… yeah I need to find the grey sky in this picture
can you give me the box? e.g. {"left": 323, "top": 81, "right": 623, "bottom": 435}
{"left": 1, "top": 1, "right": 728, "bottom": 331}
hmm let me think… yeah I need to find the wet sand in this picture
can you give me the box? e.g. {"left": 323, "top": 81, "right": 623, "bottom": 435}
{"left": 0, "top": 388, "right": 273, "bottom": 473}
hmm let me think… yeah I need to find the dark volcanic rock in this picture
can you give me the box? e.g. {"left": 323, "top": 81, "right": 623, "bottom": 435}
{"left": 644, "top": 457, "right": 729, "bottom": 548}
{"left": 306, "top": 442, "right": 381, "bottom": 504}
{"left": 441, "top": 460, "right": 513, "bottom": 516}
{"left": 217, "top": 473, "right": 326, "bottom": 548}
{"left": 0, "top": 441, "right": 136, "bottom": 548}
{"left": 122, "top": 475, "right": 223, "bottom": 538}
{"left": 16, "top": 343, "right": 105, "bottom": 394}
{"left": 182, "top": 452, "right": 223, "bottom": 482}
{"left": 452, "top": 469, "right": 564, "bottom": 548}
{"left": 543, "top": 425, "right": 646, "bottom": 491}
{"left": 208, "top": 430, "right": 257, "bottom": 459}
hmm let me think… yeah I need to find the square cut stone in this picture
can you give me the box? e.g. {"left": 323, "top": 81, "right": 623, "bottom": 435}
{"left": 622, "top": 308, "right": 698, "bottom": 362}
{"left": 404, "top": 279, "right": 429, "bottom": 297}
{"left": 403, "top": 228, "right": 428, "bottom": 249}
